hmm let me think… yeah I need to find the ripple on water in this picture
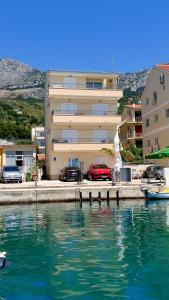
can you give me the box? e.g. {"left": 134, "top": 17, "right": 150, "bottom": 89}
{"left": 0, "top": 202, "right": 169, "bottom": 299}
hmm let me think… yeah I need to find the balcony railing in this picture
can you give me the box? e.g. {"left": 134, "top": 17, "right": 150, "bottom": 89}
{"left": 127, "top": 132, "right": 142, "bottom": 138}
{"left": 126, "top": 117, "right": 142, "bottom": 122}
{"left": 135, "top": 117, "right": 142, "bottom": 122}
{"left": 49, "top": 83, "right": 117, "bottom": 90}
{"left": 52, "top": 138, "right": 114, "bottom": 144}
{"left": 52, "top": 110, "right": 117, "bottom": 116}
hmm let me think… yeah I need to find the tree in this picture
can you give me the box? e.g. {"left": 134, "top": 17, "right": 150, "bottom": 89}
{"left": 120, "top": 148, "right": 135, "bottom": 162}
{"left": 121, "top": 145, "right": 143, "bottom": 162}
{"left": 100, "top": 148, "right": 114, "bottom": 160}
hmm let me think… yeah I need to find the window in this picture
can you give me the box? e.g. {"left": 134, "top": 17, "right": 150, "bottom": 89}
{"left": 166, "top": 109, "right": 169, "bottom": 118}
{"left": 6, "top": 151, "right": 15, "bottom": 156}
{"left": 93, "top": 130, "right": 108, "bottom": 142}
{"left": 86, "top": 82, "right": 93, "bottom": 88}
{"left": 92, "top": 104, "right": 108, "bottom": 115}
{"left": 146, "top": 140, "right": 150, "bottom": 147}
{"left": 16, "top": 151, "right": 23, "bottom": 155}
{"left": 154, "top": 114, "right": 158, "bottom": 122}
{"left": 68, "top": 158, "right": 79, "bottom": 167}
{"left": 61, "top": 103, "right": 77, "bottom": 114}
{"left": 160, "top": 73, "right": 165, "bottom": 84}
{"left": 152, "top": 92, "right": 157, "bottom": 105}
{"left": 63, "top": 77, "right": 76, "bottom": 88}
{"left": 145, "top": 119, "right": 150, "bottom": 127}
{"left": 40, "top": 141, "right": 45, "bottom": 146}
{"left": 62, "top": 130, "right": 77, "bottom": 143}
{"left": 146, "top": 97, "right": 149, "bottom": 105}
{"left": 155, "top": 137, "right": 158, "bottom": 145}
{"left": 16, "top": 155, "right": 23, "bottom": 160}
{"left": 37, "top": 131, "right": 44, "bottom": 137}
{"left": 94, "top": 82, "right": 102, "bottom": 89}
{"left": 86, "top": 81, "right": 102, "bottom": 89}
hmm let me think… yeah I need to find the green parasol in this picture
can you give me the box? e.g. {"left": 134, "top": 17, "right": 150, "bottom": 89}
{"left": 145, "top": 147, "right": 169, "bottom": 159}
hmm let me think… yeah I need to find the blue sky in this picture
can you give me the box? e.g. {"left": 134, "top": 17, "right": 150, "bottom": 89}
{"left": 0, "top": 0, "right": 169, "bottom": 72}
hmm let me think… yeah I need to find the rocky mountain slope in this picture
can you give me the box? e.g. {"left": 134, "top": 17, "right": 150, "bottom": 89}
{"left": 0, "top": 59, "right": 45, "bottom": 99}
{"left": 0, "top": 58, "right": 151, "bottom": 100}
{"left": 118, "top": 69, "right": 151, "bottom": 91}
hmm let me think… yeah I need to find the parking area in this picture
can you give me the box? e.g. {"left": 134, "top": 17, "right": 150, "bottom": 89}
{"left": 0, "top": 178, "right": 142, "bottom": 189}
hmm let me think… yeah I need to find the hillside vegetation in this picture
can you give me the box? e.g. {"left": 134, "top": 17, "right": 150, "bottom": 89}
{"left": 118, "top": 88, "right": 142, "bottom": 114}
{"left": 0, "top": 98, "right": 44, "bottom": 141}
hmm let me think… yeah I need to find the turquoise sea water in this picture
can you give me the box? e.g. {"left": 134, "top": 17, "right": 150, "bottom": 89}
{"left": 0, "top": 200, "right": 169, "bottom": 299}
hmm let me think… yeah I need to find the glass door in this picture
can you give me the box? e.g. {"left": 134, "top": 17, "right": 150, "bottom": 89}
{"left": 93, "top": 130, "right": 108, "bottom": 143}
{"left": 92, "top": 104, "right": 108, "bottom": 115}
{"left": 63, "top": 77, "right": 76, "bottom": 88}
{"left": 62, "top": 130, "right": 77, "bottom": 143}
{"left": 61, "top": 103, "right": 77, "bottom": 114}
{"left": 68, "top": 158, "right": 79, "bottom": 167}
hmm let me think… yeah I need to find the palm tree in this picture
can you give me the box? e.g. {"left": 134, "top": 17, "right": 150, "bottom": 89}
{"left": 100, "top": 148, "right": 114, "bottom": 160}
{"left": 100, "top": 146, "right": 135, "bottom": 163}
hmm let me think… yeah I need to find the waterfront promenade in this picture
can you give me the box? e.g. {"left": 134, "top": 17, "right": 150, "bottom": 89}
{"left": 0, "top": 179, "right": 150, "bottom": 204}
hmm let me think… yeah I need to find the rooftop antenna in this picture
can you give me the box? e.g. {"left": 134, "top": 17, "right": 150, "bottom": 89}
{"left": 112, "top": 56, "right": 116, "bottom": 73}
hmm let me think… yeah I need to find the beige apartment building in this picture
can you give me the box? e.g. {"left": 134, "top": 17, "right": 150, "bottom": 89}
{"left": 45, "top": 70, "right": 123, "bottom": 179}
{"left": 119, "top": 103, "right": 142, "bottom": 148}
{"left": 32, "top": 126, "right": 45, "bottom": 154}
{"left": 141, "top": 64, "right": 169, "bottom": 165}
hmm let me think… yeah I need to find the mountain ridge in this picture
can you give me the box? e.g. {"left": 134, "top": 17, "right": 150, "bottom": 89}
{"left": 0, "top": 58, "right": 151, "bottom": 99}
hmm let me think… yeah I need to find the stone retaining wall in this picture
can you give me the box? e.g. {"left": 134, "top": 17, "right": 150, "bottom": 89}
{"left": 0, "top": 185, "right": 145, "bottom": 205}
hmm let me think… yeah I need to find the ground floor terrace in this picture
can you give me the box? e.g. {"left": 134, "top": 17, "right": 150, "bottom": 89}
{"left": 47, "top": 150, "right": 113, "bottom": 180}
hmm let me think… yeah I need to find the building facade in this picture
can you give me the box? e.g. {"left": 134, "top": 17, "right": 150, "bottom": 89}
{"left": 45, "top": 70, "right": 123, "bottom": 179}
{"left": 32, "top": 127, "right": 45, "bottom": 154}
{"left": 0, "top": 144, "right": 36, "bottom": 177}
{"left": 119, "top": 104, "right": 142, "bottom": 148}
{"left": 141, "top": 64, "right": 169, "bottom": 165}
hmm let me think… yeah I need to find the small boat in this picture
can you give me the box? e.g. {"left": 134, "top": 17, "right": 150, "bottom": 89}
{"left": 146, "top": 191, "right": 169, "bottom": 200}
{"left": 0, "top": 251, "right": 6, "bottom": 269}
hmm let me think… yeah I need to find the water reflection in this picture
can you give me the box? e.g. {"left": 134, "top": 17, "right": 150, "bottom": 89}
{"left": 0, "top": 201, "right": 168, "bottom": 299}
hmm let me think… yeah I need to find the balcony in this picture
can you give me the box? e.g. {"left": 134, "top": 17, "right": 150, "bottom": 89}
{"left": 135, "top": 117, "right": 142, "bottom": 122}
{"left": 52, "top": 110, "right": 121, "bottom": 125}
{"left": 48, "top": 83, "right": 123, "bottom": 100}
{"left": 127, "top": 132, "right": 142, "bottom": 139}
{"left": 52, "top": 138, "right": 114, "bottom": 152}
{"left": 126, "top": 116, "right": 142, "bottom": 123}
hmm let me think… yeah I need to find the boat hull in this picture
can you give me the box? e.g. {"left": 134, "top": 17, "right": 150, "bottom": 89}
{"left": 147, "top": 191, "right": 169, "bottom": 200}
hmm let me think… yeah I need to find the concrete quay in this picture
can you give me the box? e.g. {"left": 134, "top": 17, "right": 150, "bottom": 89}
{"left": 0, "top": 179, "right": 147, "bottom": 205}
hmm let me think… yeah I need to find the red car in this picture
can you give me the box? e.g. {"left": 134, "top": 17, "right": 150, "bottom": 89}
{"left": 87, "top": 164, "right": 111, "bottom": 181}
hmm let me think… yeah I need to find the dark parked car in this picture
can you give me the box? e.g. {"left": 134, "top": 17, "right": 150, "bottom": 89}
{"left": 0, "top": 166, "right": 22, "bottom": 183}
{"left": 87, "top": 164, "right": 111, "bottom": 181}
{"left": 142, "top": 165, "right": 164, "bottom": 180}
{"left": 59, "top": 167, "right": 82, "bottom": 182}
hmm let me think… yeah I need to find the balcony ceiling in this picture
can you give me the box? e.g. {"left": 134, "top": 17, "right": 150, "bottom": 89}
{"left": 52, "top": 115, "right": 121, "bottom": 126}
{"left": 49, "top": 88, "right": 123, "bottom": 100}
{"left": 53, "top": 143, "right": 113, "bottom": 152}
